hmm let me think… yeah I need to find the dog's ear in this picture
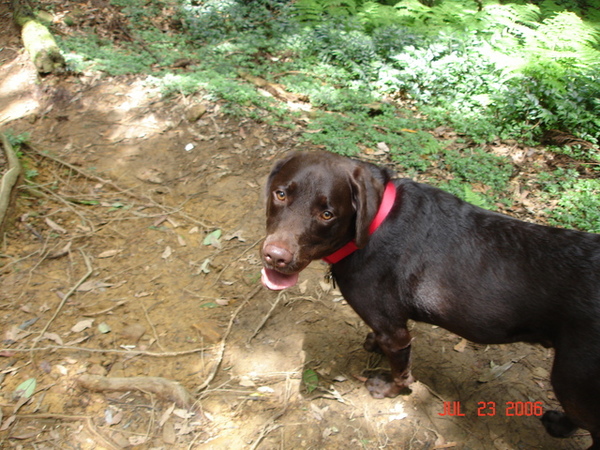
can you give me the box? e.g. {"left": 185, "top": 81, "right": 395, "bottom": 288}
{"left": 267, "top": 152, "right": 296, "bottom": 192}
{"left": 350, "top": 165, "right": 385, "bottom": 248}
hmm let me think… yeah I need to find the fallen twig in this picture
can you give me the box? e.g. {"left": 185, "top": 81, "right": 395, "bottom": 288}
{"left": 77, "top": 374, "right": 196, "bottom": 411}
{"left": 30, "top": 249, "right": 93, "bottom": 350}
{"left": 141, "top": 299, "right": 166, "bottom": 352}
{"left": 26, "top": 143, "right": 142, "bottom": 200}
{"left": 249, "top": 375, "right": 293, "bottom": 450}
{"left": 210, "top": 237, "right": 262, "bottom": 288}
{"left": 248, "top": 290, "right": 285, "bottom": 343}
{"left": 22, "top": 181, "right": 95, "bottom": 232}
{"left": 197, "top": 284, "right": 262, "bottom": 393}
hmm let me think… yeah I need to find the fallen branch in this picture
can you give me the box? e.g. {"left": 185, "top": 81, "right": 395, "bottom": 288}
{"left": 1, "top": 345, "right": 208, "bottom": 357}
{"left": 77, "top": 374, "right": 196, "bottom": 411}
{"left": 0, "top": 133, "right": 22, "bottom": 234}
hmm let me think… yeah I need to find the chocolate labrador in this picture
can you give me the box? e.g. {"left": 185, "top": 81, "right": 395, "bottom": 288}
{"left": 261, "top": 151, "right": 600, "bottom": 447}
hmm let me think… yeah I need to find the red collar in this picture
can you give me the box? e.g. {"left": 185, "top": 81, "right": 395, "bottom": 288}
{"left": 323, "top": 182, "right": 397, "bottom": 264}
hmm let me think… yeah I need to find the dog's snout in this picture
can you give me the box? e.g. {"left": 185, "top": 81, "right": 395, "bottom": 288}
{"left": 263, "top": 244, "right": 293, "bottom": 268}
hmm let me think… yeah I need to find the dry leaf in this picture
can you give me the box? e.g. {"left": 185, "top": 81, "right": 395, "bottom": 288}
{"left": 172, "top": 409, "right": 194, "bottom": 420}
{"left": 129, "top": 436, "right": 148, "bottom": 445}
{"left": 453, "top": 338, "right": 468, "bottom": 353}
{"left": 0, "top": 415, "right": 16, "bottom": 431}
{"left": 198, "top": 258, "right": 211, "bottom": 274}
{"left": 299, "top": 280, "right": 309, "bottom": 294}
{"left": 104, "top": 408, "right": 123, "bottom": 426}
{"left": 45, "top": 218, "right": 67, "bottom": 234}
{"left": 77, "top": 280, "right": 114, "bottom": 292}
{"left": 162, "top": 420, "right": 176, "bottom": 445}
{"left": 47, "top": 241, "right": 72, "bottom": 259}
{"left": 64, "top": 335, "right": 91, "bottom": 346}
{"left": 376, "top": 142, "right": 390, "bottom": 154}
{"left": 42, "top": 332, "right": 63, "bottom": 345}
{"left": 159, "top": 403, "right": 176, "bottom": 427}
{"left": 5, "top": 326, "right": 28, "bottom": 343}
{"left": 166, "top": 217, "right": 180, "bottom": 228}
{"left": 97, "top": 249, "right": 121, "bottom": 258}
{"left": 162, "top": 246, "right": 172, "bottom": 259}
{"left": 153, "top": 216, "right": 167, "bottom": 227}
{"left": 71, "top": 319, "right": 94, "bottom": 333}
{"left": 239, "top": 377, "right": 256, "bottom": 387}
{"left": 478, "top": 360, "right": 515, "bottom": 383}
{"left": 310, "top": 403, "right": 328, "bottom": 421}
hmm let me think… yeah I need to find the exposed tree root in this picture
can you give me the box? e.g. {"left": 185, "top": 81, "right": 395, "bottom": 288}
{"left": 0, "top": 133, "right": 22, "bottom": 235}
{"left": 77, "top": 374, "right": 197, "bottom": 411}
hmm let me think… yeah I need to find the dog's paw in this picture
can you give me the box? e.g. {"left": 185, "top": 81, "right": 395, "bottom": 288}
{"left": 365, "top": 372, "right": 412, "bottom": 398}
{"left": 541, "top": 410, "right": 578, "bottom": 438}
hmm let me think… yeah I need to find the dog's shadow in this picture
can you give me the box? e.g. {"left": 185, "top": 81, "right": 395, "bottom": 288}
{"left": 299, "top": 306, "right": 591, "bottom": 449}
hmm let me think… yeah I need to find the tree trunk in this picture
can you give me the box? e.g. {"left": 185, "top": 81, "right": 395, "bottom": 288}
{"left": 12, "top": 0, "right": 66, "bottom": 74}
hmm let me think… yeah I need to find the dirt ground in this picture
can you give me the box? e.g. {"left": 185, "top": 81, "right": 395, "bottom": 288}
{"left": 0, "top": 3, "right": 595, "bottom": 449}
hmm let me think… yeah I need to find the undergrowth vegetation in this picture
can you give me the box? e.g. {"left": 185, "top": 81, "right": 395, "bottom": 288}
{"left": 55, "top": 0, "right": 599, "bottom": 231}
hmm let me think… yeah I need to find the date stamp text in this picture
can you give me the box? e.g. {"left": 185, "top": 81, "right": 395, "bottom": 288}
{"left": 439, "top": 401, "right": 544, "bottom": 417}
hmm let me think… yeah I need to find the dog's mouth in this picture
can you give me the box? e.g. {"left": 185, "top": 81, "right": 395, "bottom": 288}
{"left": 261, "top": 267, "right": 299, "bottom": 290}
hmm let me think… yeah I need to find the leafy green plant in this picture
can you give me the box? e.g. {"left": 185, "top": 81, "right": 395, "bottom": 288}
{"left": 302, "top": 368, "right": 319, "bottom": 393}
{"left": 442, "top": 147, "right": 513, "bottom": 194}
{"left": 538, "top": 169, "right": 600, "bottom": 232}
{"left": 293, "top": 0, "right": 359, "bottom": 22}
{"left": 5, "top": 131, "right": 30, "bottom": 150}
{"left": 303, "top": 108, "right": 442, "bottom": 171}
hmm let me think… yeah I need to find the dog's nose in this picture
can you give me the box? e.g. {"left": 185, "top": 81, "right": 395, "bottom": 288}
{"left": 263, "top": 244, "right": 293, "bottom": 268}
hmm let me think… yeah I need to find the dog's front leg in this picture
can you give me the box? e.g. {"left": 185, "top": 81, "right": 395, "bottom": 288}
{"left": 365, "top": 327, "right": 414, "bottom": 398}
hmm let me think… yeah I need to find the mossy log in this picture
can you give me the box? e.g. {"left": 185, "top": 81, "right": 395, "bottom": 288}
{"left": 12, "top": 0, "right": 66, "bottom": 74}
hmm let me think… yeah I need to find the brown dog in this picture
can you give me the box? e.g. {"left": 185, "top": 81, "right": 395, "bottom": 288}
{"left": 261, "top": 151, "right": 600, "bottom": 448}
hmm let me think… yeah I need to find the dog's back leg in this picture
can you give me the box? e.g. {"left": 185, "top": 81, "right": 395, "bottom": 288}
{"left": 549, "top": 343, "right": 600, "bottom": 448}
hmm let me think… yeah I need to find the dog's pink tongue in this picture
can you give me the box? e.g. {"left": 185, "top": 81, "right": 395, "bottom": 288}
{"left": 261, "top": 267, "right": 299, "bottom": 290}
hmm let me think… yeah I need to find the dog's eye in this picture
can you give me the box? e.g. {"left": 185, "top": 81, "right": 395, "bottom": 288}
{"left": 275, "top": 190, "right": 286, "bottom": 201}
{"left": 320, "top": 210, "right": 334, "bottom": 221}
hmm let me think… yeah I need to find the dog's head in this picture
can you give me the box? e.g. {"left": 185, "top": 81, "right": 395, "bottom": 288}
{"left": 260, "top": 151, "right": 390, "bottom": 290}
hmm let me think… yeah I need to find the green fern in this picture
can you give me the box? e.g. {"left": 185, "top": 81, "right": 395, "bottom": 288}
{"left": 357, "top": 2, "right": 399, "bottom": 31}
{"left": 532, "top": 12, "right": 600, "bottom": 56}
{"left": 294, "top": 0, "right": 358, "bottom": 22}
